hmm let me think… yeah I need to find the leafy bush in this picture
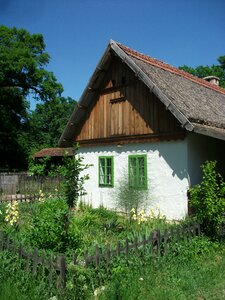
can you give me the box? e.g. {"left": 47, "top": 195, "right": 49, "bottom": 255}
{"left": 189, "top": 161, "right": 225, "bottom": 237}
{"left": 23, "top": 198, "right": 69, "bottom": 252}
{"left": 114, "top": 175, "right": 149, "bottom": 214}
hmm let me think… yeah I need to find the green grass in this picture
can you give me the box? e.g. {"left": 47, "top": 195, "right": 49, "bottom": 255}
{"left": 99, "top": 237, "right": 225, "bottom": 300}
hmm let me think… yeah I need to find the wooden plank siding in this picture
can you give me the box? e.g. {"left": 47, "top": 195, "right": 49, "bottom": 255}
{"left": 75, "top": 57, "right": 184, "bottom": 145}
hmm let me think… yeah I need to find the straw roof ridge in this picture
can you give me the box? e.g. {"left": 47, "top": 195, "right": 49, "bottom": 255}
{"left": 117, "top": 42, "right": 225, "bottom": 96}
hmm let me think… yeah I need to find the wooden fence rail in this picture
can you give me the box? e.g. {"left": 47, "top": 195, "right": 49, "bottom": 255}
{"left": 0, "top": 232, "right": 66, "bottom": 289}
{"left": 0, "top": 222, "right": 200, "bottom": 289}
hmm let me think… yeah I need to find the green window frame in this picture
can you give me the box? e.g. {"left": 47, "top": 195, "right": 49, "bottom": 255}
{"left": 99, "top": 156, "right": 114, "bottom": 187}
{"left": 128, "top": 154, "right": 147, "bottom": 189}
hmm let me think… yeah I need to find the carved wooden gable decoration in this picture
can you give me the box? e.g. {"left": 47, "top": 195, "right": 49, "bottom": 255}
{"left": 74, "top": 56, "right": 184, "bottom": 146}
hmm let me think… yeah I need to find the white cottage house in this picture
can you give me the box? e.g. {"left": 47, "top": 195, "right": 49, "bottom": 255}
{"left": 35, "top": 40, "right": 225, "bottom": 220}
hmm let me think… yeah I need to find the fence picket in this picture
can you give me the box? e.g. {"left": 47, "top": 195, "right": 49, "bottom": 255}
{"left": 18, "top": 243, "right": 22, "bottom": 258}
{"left": 95, "top": 245, "right": 100, "bottom": 267}
{"left": 117, "top": 241, "right": 121, "bottom": 256}
{"left": 125, "top": 238, "right": 129, "bottom": 257}
{"left": 105, "top": 244, "right": 111, "bottom": 266}
{"left": 49, "top": 254, "right": 53, "bottom": 285}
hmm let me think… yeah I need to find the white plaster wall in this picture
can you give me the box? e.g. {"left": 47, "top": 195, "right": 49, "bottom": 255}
{"left": 78, "top": 140, "right": 189, "bottom": 220}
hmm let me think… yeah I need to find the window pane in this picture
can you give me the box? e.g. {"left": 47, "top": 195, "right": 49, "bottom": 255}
{"left": 99, "top": 158, "right": 105, "bottom": 184}
{"left": 99, "top": 157, "right": 113, "bottom": 187}
{"left": 129, "top": 155, "right": 147, "bottom": 189}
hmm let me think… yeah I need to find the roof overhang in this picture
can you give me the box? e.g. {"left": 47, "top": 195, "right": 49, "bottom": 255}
{"left": 192, "top": 123, "right": 225, "bottom": 141}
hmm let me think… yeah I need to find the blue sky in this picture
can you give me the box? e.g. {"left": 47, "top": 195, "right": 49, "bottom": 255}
{"left": 1, "top": 0, "right": 225, "bottom": 109}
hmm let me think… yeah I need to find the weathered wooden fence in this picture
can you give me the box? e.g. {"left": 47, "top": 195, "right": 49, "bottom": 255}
{"left": 0, "top": 232, "right": 66, "bottom": 289}
{"left": 0, "top": 174, "right": 64, "bottom": 203}
{"left": 82, "top": 223, "right": 201, "bottom": 267}
{"left": 0, "top": 223, "right": 200, "bottom": 289}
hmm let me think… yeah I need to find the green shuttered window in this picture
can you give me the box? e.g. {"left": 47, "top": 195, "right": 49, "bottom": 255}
{"left": 99, "top": 156, "right": 114, "bottom": 187}
{"left": 128, "top": 155, "right": 147, "bottom": 189}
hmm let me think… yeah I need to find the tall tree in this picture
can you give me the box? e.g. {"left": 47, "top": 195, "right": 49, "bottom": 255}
{"left": 27, "top": 96, "right": 76, "bottom": 153}
{"left": 179, "top": 55, "right": 225, "bottom": 88}
{"left": 0, "top": 26, "right": 63, "bottom": 170}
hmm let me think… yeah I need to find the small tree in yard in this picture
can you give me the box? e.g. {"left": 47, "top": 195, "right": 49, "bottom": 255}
{"left": 114, "top": 174, "right": 149, "bottom": 214}
{"left": 189, "top": 160, "right": 225, "bottom": 237}
{"left": 61, "top": 144, "right": 90, "bottom": 209}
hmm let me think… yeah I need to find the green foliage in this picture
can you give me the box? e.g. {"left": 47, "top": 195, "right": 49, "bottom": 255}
{"left": 189, "top": 161, "right": 225, "bottom": 237}
{"left": 61, "top": 145, "right": 90, "bottom": 208}
{"left": 179, "top": 55, "right": 225, "bottom": 88}
{"left": 28, "top": 156, "right": 52, "bottom": 175}
{"left": 27, "top": 96, "right": 76, "bottom": 153}
{"left": 0, "top": 25, "right": 62, "bottom": 101}
{"left": 114, "top": 174, "right": 149, "bottom": 214}
{"left": 22, "top": 198, "right": 69, "bottom": 252}
{"left": 67, "top": 206, "right": 125, "bottom": 255}
{"left": 0, "top": 25, "right": 65, "bottom": 170}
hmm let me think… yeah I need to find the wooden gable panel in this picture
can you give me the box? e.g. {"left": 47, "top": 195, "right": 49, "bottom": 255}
{"left": 75, "top": 56, "right": 184, "bottom": 144}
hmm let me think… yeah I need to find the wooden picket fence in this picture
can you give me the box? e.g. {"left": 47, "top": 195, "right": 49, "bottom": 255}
{"left": 82, "top": 223, "right": 201, "bottom": 267}
{"left": 0, "top": 232, "right": 66, "bottom": 289}
{"left": 0, "top": 223, "right": 200, "bottom": 289}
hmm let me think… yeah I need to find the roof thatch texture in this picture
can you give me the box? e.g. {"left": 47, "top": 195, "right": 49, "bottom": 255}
{"left": 123, "top": 49, "right": 225, "bottom": 130}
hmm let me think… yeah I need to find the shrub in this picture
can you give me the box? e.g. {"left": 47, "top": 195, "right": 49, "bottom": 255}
{"left": 114, "top": 175, "right": 149, "bottom": 214}
{"left": 189, "top": 160, "right": 225, "bottom": 237}
{"left": 23, "top": 198, "right": 69, "bottom": 252}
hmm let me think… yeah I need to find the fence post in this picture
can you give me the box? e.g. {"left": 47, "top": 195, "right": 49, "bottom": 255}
{"left": 95, "top": 245, "right": 100, "bottom": 267}
{"left": 125, "top": 238, "right": 129, "bottom": 257}
{"left": 56, "top": 256, "right": 66, "bottom": 289}
{"left": 195, "top": 223, "right": 201, "bottom": 236}
{"left": 18, "top": 243, "right": 22, "bottom": 259}
{"left": 49, "top": 254, "right": 53, "bottom": 285}
{"left": 105, "top": 244, "right": 111, "bottom": 267}
{"left": 117, "top": 241, "right": 121, "bottom": 256}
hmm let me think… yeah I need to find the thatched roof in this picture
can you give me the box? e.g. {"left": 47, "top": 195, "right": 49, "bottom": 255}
{"left": 59, "top": 40, "right": 225, "bottom": 147}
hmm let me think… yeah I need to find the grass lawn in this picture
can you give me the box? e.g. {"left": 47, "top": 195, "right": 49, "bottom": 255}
{"left": 99, "top": 238, "right": 225, "bottom": 300}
